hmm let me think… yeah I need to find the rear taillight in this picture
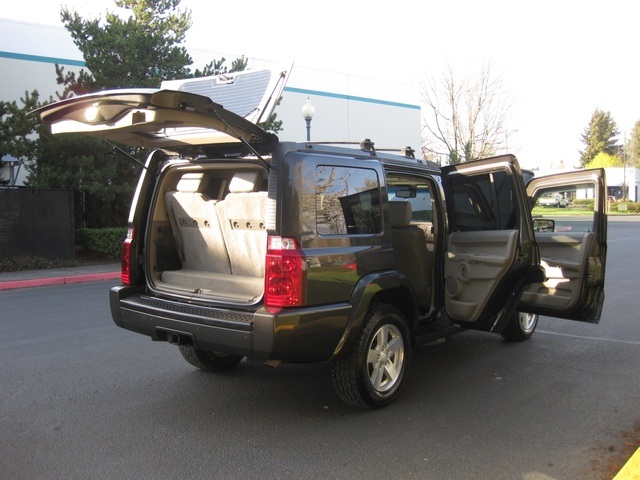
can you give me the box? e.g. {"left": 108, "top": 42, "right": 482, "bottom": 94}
{"left": 121, "top": 227, "right": 134, "bottom": 285}
{"left": 264, "top": 236, "right": 305, "bottom": 311}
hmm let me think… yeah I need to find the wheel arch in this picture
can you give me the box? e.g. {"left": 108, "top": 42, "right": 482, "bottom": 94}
{"left": 330, "top": 272, "right": 417, "bottom": 360}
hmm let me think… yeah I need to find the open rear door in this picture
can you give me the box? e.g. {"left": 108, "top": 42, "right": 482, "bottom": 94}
{"left": 441, "top": 155, "right": 540, "bottom": 330}
{"left": 518, "top": 169, "right": 607, "bottom": 323}
{"left": 35, "top": 66, "right": 290, "bottom": 153}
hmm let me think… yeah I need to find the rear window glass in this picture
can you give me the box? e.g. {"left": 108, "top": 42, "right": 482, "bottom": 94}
{"left": 316, "top": 166, "right": 381, "bottom": 235}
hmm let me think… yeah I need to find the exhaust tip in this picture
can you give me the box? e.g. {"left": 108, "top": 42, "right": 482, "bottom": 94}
{"left": 155, "top": 328, "right": 193, "bottom": 346}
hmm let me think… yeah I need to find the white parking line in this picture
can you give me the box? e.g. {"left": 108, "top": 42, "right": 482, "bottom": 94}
{"left": 537, "top": 330, "right": 640, "bottom": 346}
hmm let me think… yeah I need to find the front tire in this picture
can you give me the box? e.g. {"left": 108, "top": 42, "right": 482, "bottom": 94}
{"left": 331, "top": 303, "right": 412, "bottom": 408}
{"left": 179, "top": 345, "right": 244, "bottom": 372}
{"left": 501, "top": 311, "right": 539, "bottom": 341}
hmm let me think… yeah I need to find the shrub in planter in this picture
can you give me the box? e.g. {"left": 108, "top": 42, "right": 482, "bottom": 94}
{"left": 76, "top": 228, "right": 127, "bottom": 258}
{"left": 609, "top": 201, "right": 639, "bottom": 213}
{"left": 572, "top": 199, "right": 595, "bottom": 209}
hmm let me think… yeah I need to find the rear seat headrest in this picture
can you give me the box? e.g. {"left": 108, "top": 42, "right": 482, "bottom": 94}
{"left": 389, "top": 201, "right": 412, "bottom": 228}
{"left": 229, "top": 171, "right": 261, "bottom": 193}
{"left": 176, "top": 173, "right": 207, "bottom": 193}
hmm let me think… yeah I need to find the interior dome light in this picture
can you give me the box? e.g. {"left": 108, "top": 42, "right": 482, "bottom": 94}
{"left": 84, "top": 105, "right": 102, "bottom": 122}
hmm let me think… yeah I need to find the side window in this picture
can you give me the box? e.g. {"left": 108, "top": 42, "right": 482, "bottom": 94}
{"left": 412, "top": 187, "right": 433, "bottom": 222}
{"left": 531, "top": 182, "right": 598, "bottom": 233}
{"left": 449, "top": 170, "right": 517, "bottom": 232}
{"left": 316, "top": 166, "right": 381, "bottom": 235}
{"left": 388, "top": 185, "right": 433, "bottom": 222}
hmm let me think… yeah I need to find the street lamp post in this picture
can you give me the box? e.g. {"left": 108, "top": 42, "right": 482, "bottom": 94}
{"left": 301, "top": 98, "right": 315, "bottom": 142}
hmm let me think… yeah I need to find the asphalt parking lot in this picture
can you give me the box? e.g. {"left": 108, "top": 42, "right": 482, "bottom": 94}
{"left": 0, "top": 216, "right": 638, "bottom": 479}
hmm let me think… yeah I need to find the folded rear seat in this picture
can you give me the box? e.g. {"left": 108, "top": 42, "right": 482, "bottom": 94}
{"left": 164, "top": 172, "right": 231, "bottom": 273}
{"left": 160, "top": 171, "right": 267, "bottom": 303}
{"left": 216, "top": 171, "right": 268, "bottom": 279}
{"left": 162, "top": 172, "right": 232, "bottom": 296}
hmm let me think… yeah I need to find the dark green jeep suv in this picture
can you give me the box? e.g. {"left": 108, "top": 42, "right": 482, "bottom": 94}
{"left": 37, "top": 84, "right": 607, "bottom": 408}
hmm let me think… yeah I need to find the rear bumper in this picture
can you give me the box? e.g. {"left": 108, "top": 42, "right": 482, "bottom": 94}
{"left": 110, "top": 286, "right": 351, "bottom": 362}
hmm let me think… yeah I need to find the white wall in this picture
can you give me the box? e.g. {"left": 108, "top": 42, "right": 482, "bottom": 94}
{"left": 1, "top": 18, "right": 422, "bottom": 186}
{"left": 604, "top": 167, "right": 638, "bottom": 202}
{"left": 1, "top": 19, "right": 84, "bottom": 186}
{"left": 276, "top": 65, "right": 422, "bottom": 151}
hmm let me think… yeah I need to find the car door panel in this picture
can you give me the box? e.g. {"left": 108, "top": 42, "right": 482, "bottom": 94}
{"left": 520, "top": 232, "right": 592, "bottom": 309}
{"left": 445, "top": 230, "right": 518, "bottom": 321}
{"left": 518, "top": 169, "right": 607, "bottom": 323}
{"left": 441, "top": 155, "right": 535, "bottom": 328}
{"left": 442, "top": 158, "right": 608, "bottom": 327}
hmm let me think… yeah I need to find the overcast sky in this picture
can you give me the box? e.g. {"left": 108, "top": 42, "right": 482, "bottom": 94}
{"left": 3, "top": 0, "right": 638, "bottom": 169}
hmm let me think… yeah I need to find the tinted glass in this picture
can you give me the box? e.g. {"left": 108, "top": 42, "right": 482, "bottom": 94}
{"left": 449, "top": 170, "right": 517, "bottom": 231}
{"left": 388, "top": 186, "right": 433, "bottom": 222}
{"left": 316, "top": 166, "right": 381, "bottom": 235}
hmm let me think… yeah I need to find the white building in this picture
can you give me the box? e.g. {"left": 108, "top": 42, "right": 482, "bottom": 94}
{"left": 1, "top": 18, "right": 422, "bottom": 186}
{"left": 532, "top": 165, "right": 639, "bottom": 203}
{"left": 604, "top": 167, "right": 639, "bottom": 202}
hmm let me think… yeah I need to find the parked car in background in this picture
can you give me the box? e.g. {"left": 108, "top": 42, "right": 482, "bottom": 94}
{"left": 538, "top": 192, "right": 569, "bottom": 208}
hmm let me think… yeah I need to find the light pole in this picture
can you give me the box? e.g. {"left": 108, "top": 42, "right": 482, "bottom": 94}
{"left": 301, "top": 98, "right": 315, "bottom": 142}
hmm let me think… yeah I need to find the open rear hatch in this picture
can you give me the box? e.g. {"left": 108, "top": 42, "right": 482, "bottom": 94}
{"left": 36, "top": 67, "right": 289, "bottom": 305}
{"left": 36, "top": 67, "right": 288, "bottom": 154}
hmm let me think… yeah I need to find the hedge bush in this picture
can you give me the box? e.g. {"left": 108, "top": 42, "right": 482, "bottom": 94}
{"left": 0, "top": 256, "right": 77, "bottom": 273}
{"left": 75, "top": 228, "right": 127, "bottom": 258}
{"left": 572, "top": 199, "right": 595, "bottom": 208}
{"left": 609, "top": 201, "right": 640, "bottom": 213}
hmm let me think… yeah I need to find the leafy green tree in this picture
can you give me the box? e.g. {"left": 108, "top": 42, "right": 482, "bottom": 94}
{"left": 56, "top": 1, "right": 253, "bottom": 98}
{"left": 626, "top": 120, "right": 640, "bottom": 167}
{"left": 0, "top": 91, "right": 42, "bottom": 186}
{"left": 585, "top": 152, "right": 624, "bottom": 169}
{"left": 579, "top": 109, "right": 619, "bottom": 167}
{"left": 24, "top": 0, "right": 203, "bottom": 227}
{"left": 25, "top": 0, "right": 273, "bottom": 228}
{"left": 7, "top": 0, "right": 281, "bottom": 227}
{"left": 58, "top": 0, "right": 193, "bottom": 96}
{"left": 28, "top": 131, "right": 139, "bottom": 227}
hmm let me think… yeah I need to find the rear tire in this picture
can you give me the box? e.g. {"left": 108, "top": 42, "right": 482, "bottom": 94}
{"left": 179, "top": 345, "right": 244, "bottom": 372}
{"left": 501, "top": 311, "right": 538, "bottom": 342}
{"left": 331, "top": 302, "right": 411, "bottom": 408}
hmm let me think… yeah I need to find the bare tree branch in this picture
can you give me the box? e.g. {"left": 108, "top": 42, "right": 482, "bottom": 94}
{"left": 420, "top": 59, "right": 515, "bottom": 164}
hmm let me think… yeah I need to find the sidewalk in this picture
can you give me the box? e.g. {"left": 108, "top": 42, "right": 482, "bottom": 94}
{"left": 0, "top": 262, "right": 121, "bottom": 291}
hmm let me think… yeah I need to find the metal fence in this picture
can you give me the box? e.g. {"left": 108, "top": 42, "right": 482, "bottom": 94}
{"left": 0, "top": 188, "right": 74, "bottom": 260}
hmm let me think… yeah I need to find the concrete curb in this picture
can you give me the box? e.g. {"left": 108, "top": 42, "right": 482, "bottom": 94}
{"left": 0, "top": 271, "right": 121, "bottom": 291}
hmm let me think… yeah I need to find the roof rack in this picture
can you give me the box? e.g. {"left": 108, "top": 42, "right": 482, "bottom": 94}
{"left": 301, "top": 139, "right": 416, "bottom": 158}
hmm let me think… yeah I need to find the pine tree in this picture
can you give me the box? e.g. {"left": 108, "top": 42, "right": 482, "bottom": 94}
{"left": 58, "top": 0, "right": 194, "bottom": 96}
{"left": 627, "top": 120, "right": 640, "bottom": 167}
{"left": 25, "top": 0, "right": 263, "bottom": 227}
{"left": 579, "top": 109, "right": 619, "bottom": 167}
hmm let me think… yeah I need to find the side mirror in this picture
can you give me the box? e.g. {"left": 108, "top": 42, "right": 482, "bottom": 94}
{"left": 533, "top": 218, "right": 555, "bottom": 233}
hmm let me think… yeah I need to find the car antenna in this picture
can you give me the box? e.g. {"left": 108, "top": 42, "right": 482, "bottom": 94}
{"left": 102, "top": 139, "right": 147, "bottom": 170}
